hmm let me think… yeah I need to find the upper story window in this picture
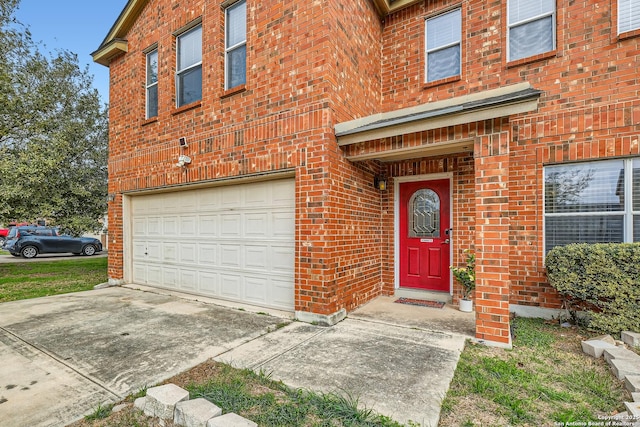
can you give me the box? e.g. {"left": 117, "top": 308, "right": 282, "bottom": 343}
{"left": 225, "top": 0, "right": 247, "bottom": 90}
{"left": 544, "top": 158, "right": 640, "bottom": 253}
{"left": 176, "top": 24, "right": 202, "bottom": 107}
{"left": 146, "top": 49, "right": 158, "bottom": 119}
{"left": 508, "top": 0, "right": 555, "bottom": 62}
{"left": 619, "top": 0, "right": 640, "bottom": 34}
{"left": 425, "top": 8, "right": 461, "bottom": 83}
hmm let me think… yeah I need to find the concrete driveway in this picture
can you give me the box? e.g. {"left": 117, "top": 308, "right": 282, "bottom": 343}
{"left": 0, "top": 286, "right": 472, "bottom": 427}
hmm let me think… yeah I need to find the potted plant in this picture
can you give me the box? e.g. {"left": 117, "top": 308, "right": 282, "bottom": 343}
{"left": 450, "top": 250, "right": 475, "bottom": 312}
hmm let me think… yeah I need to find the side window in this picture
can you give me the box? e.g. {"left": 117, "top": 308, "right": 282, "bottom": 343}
{"left": 176, "top": 25, "right": 202, "bottom": 107}
{"left": 225, "top": 0, "right": 247, "bottom": 90}
{"left": 619, "top": 0, "right": 640, "bottom": 34}
{"left": 544, "top": 158, "right": 640, "bottom": 253}
{"left": 508, "top": 0, "right": 555, "bottom": 62}
{"left": 425, "top": 8, "right": 461, "bottom": 83}
{"left": 146, "top": 49, "right": 158, "bottom": 118}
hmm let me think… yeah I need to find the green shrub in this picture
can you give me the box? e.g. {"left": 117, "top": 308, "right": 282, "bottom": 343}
{"left": 545, "top": 243, "right": 640, "bottom": 336}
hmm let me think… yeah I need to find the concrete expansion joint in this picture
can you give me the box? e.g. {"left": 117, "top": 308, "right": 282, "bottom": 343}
{"left": 0, "top": 326, "right": 123, "bottom": 400}
{"left": 220, "top": 322, "right": 330, "bottom": 371}
{"left": 346, "top": 315, "right": 462, "bottom": 340}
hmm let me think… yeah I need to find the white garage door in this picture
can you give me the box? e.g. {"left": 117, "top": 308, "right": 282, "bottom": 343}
{"left": 129, "top": 179, "right": 295, "bottom": 311}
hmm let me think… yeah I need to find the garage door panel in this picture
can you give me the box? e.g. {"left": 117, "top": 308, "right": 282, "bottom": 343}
{"left": 147, "top": 217, "right": 161, "bottom": 235}
{"left": 133, "top": 265, "right": 147, "bottom": 284}
{"left": 163, "top": 268, "right": 178, "bottom": 287}
{"left": 179, "top": 243, "right": 197, "bottom": 263}
{"left": 244, "top": 276, "right": 267, "bottom": 304}
{"left": 179, "top": 216, "right": 197, "bottom": 236}
{"left": 163, "top": 243, "right": 178, "bottom": 262}
{"left": 220, "top": 245, "right": 242, "bottom": 268}
{"left": 273, "top": 212, "right": 295, "bottom": 238}
{"left": 146, "top": 243, "right": 162, "bottom": 261}
{"left": 198, "top": 272, "right": 218, "bottom": 293}
{"left": 179, "top": 269, "right": 197, "bottom": 291}
{"left": 198, "top": 215, "right": 218, "bottom": 236}
{"left": 199, "top": 244, "right": 217, "bottom": 264}
{"left": 147, "top": 266, "right": 162, "bottom": 284}
{"left": 220, "top": 214, "right": 242, "bottom": 237}
{"left": 272, "top": 278, "right": 295, "bottom": 308}
{"left": 220, "top": 274, "right": 242, "bottom": 299}
{"left": 245, "top": 246, "right": 268, "bottom": 270}
{"left": 163, "top": 217, "right": 179, "bottom": 234}
{"left": 132, "top": 218, "right": 147, "bottom": 236}
{"left": 130, "top": 179, "right": 294, "bottom": 311}
{"left": 271, "top": 245, "right": 295, "bottom": 273}
{"left": 245, "top": 213, "right": 269, "bottom": 237}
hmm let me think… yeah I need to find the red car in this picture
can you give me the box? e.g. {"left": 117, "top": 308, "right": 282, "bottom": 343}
{"left": 0, "top": 222, "right": 30, "bottom": 246}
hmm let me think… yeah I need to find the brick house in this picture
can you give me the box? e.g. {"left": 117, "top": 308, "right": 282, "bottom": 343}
{"left": 93, "top": 0, "right": 640, "bottom": 347}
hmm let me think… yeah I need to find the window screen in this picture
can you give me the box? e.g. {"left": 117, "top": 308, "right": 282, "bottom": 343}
{"left": 226, "top": 1, "right": 247, "bottom": 89}
{"left": 508, "top": 0, "right": 555, "bottom": 61}
{"left": 425, "top": 9, "right": 461, "bottom": 82}
{"left": 146, "top": 49, "right": 158, "bottom": 118}
{"left": 177, "top": 25, "right": 202, "bottom": 107}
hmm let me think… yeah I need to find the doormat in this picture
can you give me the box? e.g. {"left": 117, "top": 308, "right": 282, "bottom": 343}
{"left": 394, "top": 297, "right": 445, "bottom": 309}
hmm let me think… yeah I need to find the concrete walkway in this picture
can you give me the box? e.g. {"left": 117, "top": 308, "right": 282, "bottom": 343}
{"left": 0, "top": 287, "right": 473, "bottom": 427}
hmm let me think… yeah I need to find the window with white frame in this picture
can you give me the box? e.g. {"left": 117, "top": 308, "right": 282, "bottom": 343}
{"left": 176, "top": 25, "right": 202, "bottom": 107}
{"left": 425, "top": 8, "right": 461, "bottom": 83}
{"left": 225, "top": 0, "right": 246, "bottom": 90}
{"left": 146, "top": 49, "right": 158, "bottom": 118}
{"left": 544, "top": 158, "right": 640, "bottom": 253}
{"left": 508, "top": 0, "right": 555, "bottom": 62}
{"left": 619, "top": 0, "right": 640, "bottom": 34}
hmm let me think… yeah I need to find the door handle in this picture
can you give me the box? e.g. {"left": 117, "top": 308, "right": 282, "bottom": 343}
{"left": 442, "top": 239, "right": 450, "bottom": 244}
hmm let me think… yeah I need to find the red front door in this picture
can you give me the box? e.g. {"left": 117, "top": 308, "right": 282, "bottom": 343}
{"left": 399, "top": 179, "right": 451, "bottom": 292}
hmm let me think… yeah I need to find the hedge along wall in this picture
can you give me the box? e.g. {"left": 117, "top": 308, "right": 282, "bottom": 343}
{"left": 545, "top": 243, "right": 640, "bottom": 336}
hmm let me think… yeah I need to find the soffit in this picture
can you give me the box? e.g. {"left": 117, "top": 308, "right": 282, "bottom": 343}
{"left": 91, "top": 0, "right": 149, "bottom": 66}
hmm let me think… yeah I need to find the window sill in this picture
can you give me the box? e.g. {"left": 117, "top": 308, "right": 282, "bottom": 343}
{"left": 221, "top": 84, "right": 246, "bottom": 99}
{"left": 422, "top": 75, "right": 460, "bottom": 90}
{"left": 171, "top": 101, "right": 202, "bottom": 116}
{"left": 506, "top": 50, "right": 557, "bottom": 68}
{"left": 142, "top": 117, "right": 158, "bottom": 126}
{"left": 617, "top": 28, "right": 640, "bottom": 41}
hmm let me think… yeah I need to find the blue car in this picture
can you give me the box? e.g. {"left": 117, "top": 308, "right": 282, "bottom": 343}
{"left": 2, "top": 226, "right": 102, "bottom": 259}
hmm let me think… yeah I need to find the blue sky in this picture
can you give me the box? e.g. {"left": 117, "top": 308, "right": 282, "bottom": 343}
{"left": 14, "top": 0, "right": 129, "bottom": 104}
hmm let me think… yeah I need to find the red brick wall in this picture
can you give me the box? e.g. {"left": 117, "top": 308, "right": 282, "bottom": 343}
{"left": 377, "top": 0, "right": 640, "bottom": 316}
{"left": 106, "top": 0, "right": 388, "bottom": 316}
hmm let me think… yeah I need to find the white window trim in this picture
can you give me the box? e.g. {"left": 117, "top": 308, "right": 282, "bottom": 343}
{"left": 146, "top": 49, "right": 158, "bottom": 119}
{"left": 176, "top": 25, "right": 202, "bottom": 107}
{"left": 507, "top": 0, "right": 556, "bottom": 62}
{"left": 225, "top": 0, "right": 247, "bottom": 90}
{"left": 424, "top": 8, "right": 462, "bottom": 83}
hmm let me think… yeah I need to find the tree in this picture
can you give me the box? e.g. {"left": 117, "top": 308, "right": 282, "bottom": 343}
{"left": 0, "top": 1, "right": 108, "bottom": 235}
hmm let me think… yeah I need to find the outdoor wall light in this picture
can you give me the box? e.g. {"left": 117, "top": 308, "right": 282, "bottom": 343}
{"left": 175, "top": 154, "right": 192, "bottom": 168}
{"left": 179, "top": 136, "right": 188, "bottom": 148}
{"left": 374, "top": 174, "right": 388, "bottom": 191}
{"left": 106, "top": 193, "right": 116, "bottom": 202}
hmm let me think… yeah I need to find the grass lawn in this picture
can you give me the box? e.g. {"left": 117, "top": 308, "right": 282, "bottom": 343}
{"left": 0, "top": 256, "right": 108, "bottom": 302}
{"left": 439, "top": 317, "right": 631, "bottom": 426}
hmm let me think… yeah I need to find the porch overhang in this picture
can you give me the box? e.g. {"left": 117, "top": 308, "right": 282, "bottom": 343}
{"left": 336, "top": 83, "right": 542, "bottom": 161}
